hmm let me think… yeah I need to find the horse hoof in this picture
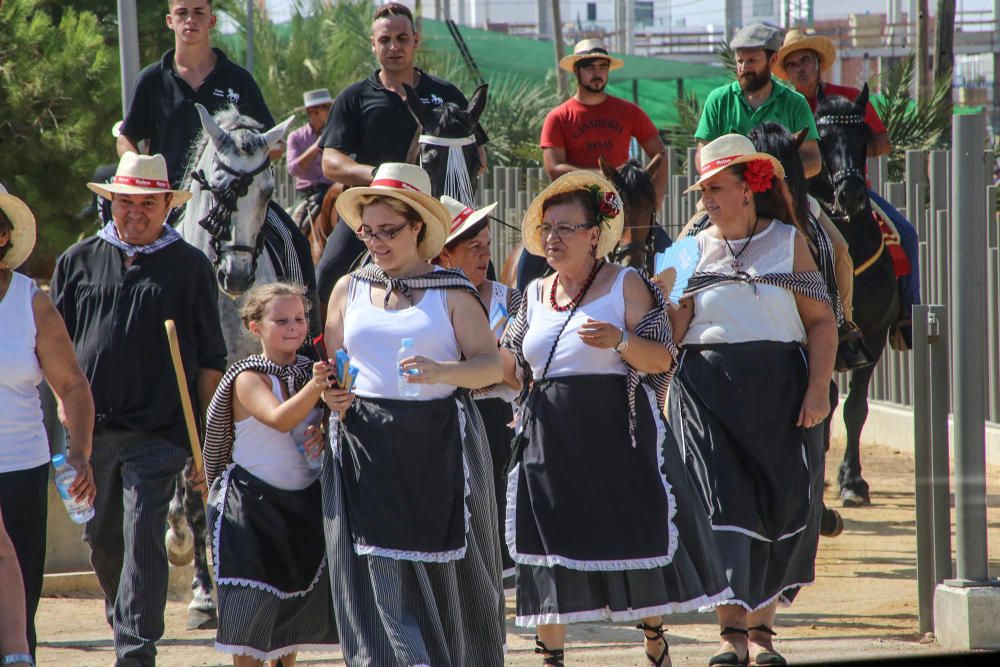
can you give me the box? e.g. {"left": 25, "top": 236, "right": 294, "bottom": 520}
{"left": 186, "top": 606, "right": 218, "bottom": 631}
{"left": 166, "top": 528, "right": 195, "bottom": 567}
{"left": 840, "top": 487, "right": 870, "bottom": 507}
{"left": 820, "top": 508, "right": 845, "bottom": 537}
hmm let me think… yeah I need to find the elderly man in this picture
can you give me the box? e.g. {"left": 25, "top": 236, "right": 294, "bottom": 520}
{"left": 775, "top": 28, "right": 919, "bottom": 348}
{"left": 49, "top": 153, "right": 227, "bottom": 667}
{"left": 315, "top": 1, "right": 488, "bottom": 302}
{"left": 694, "top": 23, "right": 822, "bottom": 178}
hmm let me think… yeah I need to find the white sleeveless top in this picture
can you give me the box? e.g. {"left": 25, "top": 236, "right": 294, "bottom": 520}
{"left": 523, "top": 266, "right": 629, "bottom": 379}
{"left": 232, "top": 375, "right": 322, "bottom": 491}
{"left": 683, "top": 221, "right": 806, "bottom": 345}
{"left": 343, "top": 273, "right": 461, "bottom": 400}
{"left": 0, "top": 273, "right": 48, "bottom": 474}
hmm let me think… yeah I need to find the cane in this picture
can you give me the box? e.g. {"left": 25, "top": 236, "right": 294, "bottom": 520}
{"left": 164, "top": 320, "right": 204, "bottom": 474}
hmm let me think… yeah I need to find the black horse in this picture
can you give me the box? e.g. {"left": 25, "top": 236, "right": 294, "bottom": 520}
{"left": 810, "top": 86, "right": 899, "bottom": 507}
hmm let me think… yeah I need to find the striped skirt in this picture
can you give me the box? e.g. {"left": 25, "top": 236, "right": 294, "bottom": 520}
{"left": 321, "top": 391, "right": 506, "bottom": 667}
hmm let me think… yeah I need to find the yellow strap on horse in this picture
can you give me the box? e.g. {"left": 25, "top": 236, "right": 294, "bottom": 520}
{"left": 853, "top": 235, "right": 885, "bottom": 276}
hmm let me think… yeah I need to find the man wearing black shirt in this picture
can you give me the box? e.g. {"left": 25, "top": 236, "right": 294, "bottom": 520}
{"left": 315, "top": 2, "right": 488, "bottom": 302}
{"left": 50, "top": 153, "right": 227, "bottom": 667}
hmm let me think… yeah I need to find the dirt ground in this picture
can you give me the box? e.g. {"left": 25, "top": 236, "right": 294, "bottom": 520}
{"left": 34, "top": 438, "right": 1000, "bottom": 666}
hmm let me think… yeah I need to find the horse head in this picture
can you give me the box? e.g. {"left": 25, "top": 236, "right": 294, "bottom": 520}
{"left": 180, "top": 104, "right": 294, "bottom": 296}
{"left": 814, "top": 84, "right": 872, "bottom": 218}
{"left": 403, "top": 83, "right": 487, "bottom": 204}
{"left": 599, "top": 154, "right": 663, "bottom": 271}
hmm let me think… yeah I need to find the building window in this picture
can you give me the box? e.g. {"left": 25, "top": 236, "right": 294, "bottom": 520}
{"left": 587, "top": 2, "right": 597, "bottom": 22}
{"left": 635, "top": 1, "right": 654, "bottom": 27}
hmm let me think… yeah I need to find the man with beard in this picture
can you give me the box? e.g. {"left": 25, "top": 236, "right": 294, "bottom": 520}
{"left": 694, "top": 24, "right": 822, "bottom": 178}
{"left": 540, "top": 39, "right": 667, "bottom": 202}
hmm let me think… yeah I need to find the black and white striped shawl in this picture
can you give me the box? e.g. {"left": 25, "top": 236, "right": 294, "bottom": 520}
{"left": 471, "top": 282, "right": 523, "bottom": 400}
{"left": 202, "top": 354, "right": 313, "bottom": 486}
{"left": 352, "top": 264, "right": 488, "bottom": 315}
{"left": 683, "top": 268, "right": 833, "bottom": 307}
{"left": 501, "top": 269, "right": 676, "bottom": 447}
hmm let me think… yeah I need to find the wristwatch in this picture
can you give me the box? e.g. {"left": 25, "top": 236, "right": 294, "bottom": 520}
{"left": 612, "top": 329, "right": 630, "bottom": 354}
{"left": 2, "top": 654, "right": 34, "bottom": 666}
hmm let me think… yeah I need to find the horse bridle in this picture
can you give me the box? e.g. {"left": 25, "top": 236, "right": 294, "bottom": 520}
{"left": 190, "top": 156, "right": 271, "bottom": 270}
{"left": 816, "top": 113, "right": 869, "bottom": 211}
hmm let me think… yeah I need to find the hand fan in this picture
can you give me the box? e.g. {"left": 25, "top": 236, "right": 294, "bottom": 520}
{"left": 652, "top": 236, "right": 700, "bottom": 303}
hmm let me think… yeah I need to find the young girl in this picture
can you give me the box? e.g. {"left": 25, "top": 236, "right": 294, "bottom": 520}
{"left": 202, "top": 282, "right": 343, "bottom": 667}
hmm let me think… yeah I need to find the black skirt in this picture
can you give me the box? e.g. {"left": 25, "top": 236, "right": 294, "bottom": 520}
{"left": 669, "top": 341, "right": 823, "bottom": 610}
{"left": 509, "top": 374, "right": 732, "bottom": 625}
{"left": 475, "top": 396, "right": 515, "bottom": 576}
{"left": 208, "top": 464, "right": 337, "bottom": 660}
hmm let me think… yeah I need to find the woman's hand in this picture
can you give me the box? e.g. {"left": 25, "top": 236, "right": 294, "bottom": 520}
{"left": 66, "top": 449, "right": 96, "bottom": 505}
{"left": 797, "top": 382, "right": 831, "bottom": 429}
{"left": 185, "top": 461, "right": 208, "bottom": 499}
{"left": 578, "top": 319, "right": 624, "bottom": 349}
{"left": 300, "top": 424, "right": 326, "bottom": 459}
{"left": 322, "top": 386, "right": 354, "bottom": 417}
{"left": 399, "top": 355, "right": 446, "bottom": 384}
{"left": 312, "top": 360, "right": 335, "bottom": 392}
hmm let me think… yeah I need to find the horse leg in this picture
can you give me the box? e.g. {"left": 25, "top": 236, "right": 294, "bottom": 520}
{"left": 183, "top": 458, "right": 218, "bottom": 630}
{"left": 166, "top": 472, "right": 194, "bottom": 566}
{"left": 819, "top": 383, "right": 844, "bottom": 537}
{"left": 838, "top": 363, "right": 875, "bottom": 506}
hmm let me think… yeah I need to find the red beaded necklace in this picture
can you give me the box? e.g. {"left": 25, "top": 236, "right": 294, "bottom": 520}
{"left": 549, "top": 259, "right": 604, "bottom": 312}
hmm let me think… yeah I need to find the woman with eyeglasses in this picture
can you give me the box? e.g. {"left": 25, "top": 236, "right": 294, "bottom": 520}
{"left": 500, "top": 172, "right": 732, "bottom": 667}
{"left": 319, "top": 164, "right": 506, "bottom": 666}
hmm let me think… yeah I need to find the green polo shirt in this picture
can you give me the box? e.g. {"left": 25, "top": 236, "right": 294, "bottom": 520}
{"left": 694, "top": 77, "right": 819, "bottom": 143}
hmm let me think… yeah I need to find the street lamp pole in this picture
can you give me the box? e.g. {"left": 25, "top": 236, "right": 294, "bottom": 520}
{"left": 117, "top": 0, "right": 141, "bottom": 116}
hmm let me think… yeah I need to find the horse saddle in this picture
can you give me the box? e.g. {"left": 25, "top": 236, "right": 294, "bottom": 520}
{"left": 869, "top": 203, "right": 911, "bottom": 278}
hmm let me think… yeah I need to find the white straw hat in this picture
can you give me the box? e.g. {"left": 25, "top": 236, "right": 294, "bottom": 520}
{"left": 0, "top": 184, "right": 37, "bottom": 270}
{"left": 440, "top": 195, "right": 497, "bottom": 246}
{"left": 685, "top": 134, "right": 785, "bottom": 193}
{"left": 335, "top": 163, "right": 452, "bottom": 261}
{"left": 521, "top": 172, "right": 624, "bottom": 258}
{"left": 297, "top": 88, "right": 334, "bottom": 111}
{"left": 559, "top": 39, "right": 625, "bottom": 72}
{"left": 86, "top": 152, "right": 192, "bottom": 206}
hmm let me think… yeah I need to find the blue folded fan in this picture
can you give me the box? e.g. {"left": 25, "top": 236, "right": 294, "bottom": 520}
{"left": 652, "top": 236, "right": 700, "bottom": 303}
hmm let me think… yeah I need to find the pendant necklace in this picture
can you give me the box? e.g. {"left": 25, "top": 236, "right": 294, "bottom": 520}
{"left": 722, "top": 216, "right": 760, "bottom": 273}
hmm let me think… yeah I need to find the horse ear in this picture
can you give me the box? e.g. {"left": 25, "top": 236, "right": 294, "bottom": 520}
{"left": 792, "top": 127, "right": 809, "bottom": 149}
{"left": 644, "top": 152, "right": 664, "bottom": 180}
{"left": 467, "top": 84, "right": 489, "bottom": 125}
{"left": 855, "top": 82, "right": 870, "bottom": 111}
{"left": 262, "top": 115, "right": 296, "bottom": 150}
{"left": 196, "top": 103, "right": 228, "bottom": 149}
{"left": 816, "top": 84, "right": 827, "bottom": 104}
{"left": 403, "top": 83, "right": 435, "bottom": 129}
{"left": 598, "top": 155, "right": 617, "bottom": 181}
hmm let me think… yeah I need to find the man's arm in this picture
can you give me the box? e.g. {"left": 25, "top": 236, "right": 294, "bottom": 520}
{"left": 694, "top": 141, "right": 708, "bottom": 174}
{"left": 799, "top": 139, "right": 822, "bottom": 178}
{"left": 322, "top": 147, "right": 374, "bottom": 187}
{"left": 286, "top": 130, "right": 322, "bottom": 179}
{"left": 869, "top": 132, "right": 891, "bottom": 157}
{"left": 116, "top": 134, "right": 141, "bottom": 156}
{"left": 542, "top": 147, "right": 580, "bottom": 181}
{"left": 196, "top": 368, "right": 223, "bottom": 419}
{"left": 639, "top": 134, "right": 668, "bottom": 204}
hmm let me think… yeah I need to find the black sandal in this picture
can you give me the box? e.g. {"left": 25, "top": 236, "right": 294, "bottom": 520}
{"left": 636, "top": 622, "right": 670, "bottom": 666}
{"left": 534, "top": 635, "right": 565, "bottom": 667}
{"left": 709, "top": 626, "right": 749, "bottom": 667}
{"left": 748, "top": 625, "right": 786, "bottom": 666}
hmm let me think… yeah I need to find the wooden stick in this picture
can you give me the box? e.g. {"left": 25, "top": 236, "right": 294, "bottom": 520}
{"left": 164, "top": 320, "right": 204, "bottom": 473}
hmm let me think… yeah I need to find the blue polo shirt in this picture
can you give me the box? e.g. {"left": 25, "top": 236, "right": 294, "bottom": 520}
{"left": 695, "top": 77, "right": 819, "bottom": 143}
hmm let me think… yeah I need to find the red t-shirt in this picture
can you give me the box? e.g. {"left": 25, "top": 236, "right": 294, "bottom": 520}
{"left": 540, "top": 96, "right": 659, "bottom": 168}
{"left": 805, "top": 82, "right": 886, "bottom": 135}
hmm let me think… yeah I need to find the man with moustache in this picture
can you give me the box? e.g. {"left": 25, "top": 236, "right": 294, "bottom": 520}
{"left": 694, "top": 23, "right": 822, "bottom": 178}
{"left": 540, "top": 39, "right": 667, "bottom": 202}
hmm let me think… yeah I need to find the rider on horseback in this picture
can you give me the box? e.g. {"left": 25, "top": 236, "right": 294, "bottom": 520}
{"left": 286, "top": 88, "right": 335, "bottom": 233}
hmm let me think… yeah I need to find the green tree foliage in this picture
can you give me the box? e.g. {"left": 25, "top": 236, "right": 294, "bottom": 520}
{"left": 1, "top": 0, "right": 119, "bottom": 274}
{"left": 38, "top": 0, "right": 175, "bottom": 67}
{"left": 661, "top": 90, "right": 702, "bottom": 173}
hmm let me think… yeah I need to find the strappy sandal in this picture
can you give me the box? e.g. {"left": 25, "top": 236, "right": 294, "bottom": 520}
{"left": 748, "top": 625, "right": 786, "bottom": 666}
{"left": 709, "top": 626, "right": 749, "bottom": 667}
{"left": 534, "top": 635, "right": 565, "bottom": 667}
{"left": 636, "top": 622, "right": 670, "bottom": 666}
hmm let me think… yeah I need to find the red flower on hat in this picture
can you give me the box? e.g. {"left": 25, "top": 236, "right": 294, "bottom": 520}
{"left": 598, "top": 191, "right": 621, "bottom": 219}
{"left": 744, "top": 159, "right": 775, "bottom": 193}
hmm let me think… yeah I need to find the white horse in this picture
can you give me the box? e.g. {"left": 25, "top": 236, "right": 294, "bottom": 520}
{"left": 170, "top": 103, "right": 294, "bottom": 628}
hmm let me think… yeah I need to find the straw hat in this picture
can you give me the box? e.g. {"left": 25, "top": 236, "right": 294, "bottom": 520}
{"left": 296, "top": 88, "right": 334, "bottom": 111}
{"left": 0, "top": 184, "right": 37, "bottom": 270}
{"left": 559, "top": 38, "right": 625, "bottom": 72}
{"left": 87, "top": 152, "right": 192, "bottom": 207}
{"left": 440, "top": 195, "right": 497, "bottom": 246}
{"left": 521, "top": 171, "right": 624, "bottom": 258}
{"left": 774, "top": 29, "right": 837, "bottom": 80}
{"left": 685, "top": 134, "right": 785, "bottom": 193}
{"left": 335, "top": 163, "right": 452, "bottom": 260}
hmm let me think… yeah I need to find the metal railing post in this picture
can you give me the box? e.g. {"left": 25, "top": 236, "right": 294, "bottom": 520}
{"left": 911, "top": 305, "right": 934, "bottom": 633}
{"left": 928, "top": 304, "right": 953, "bottom": 585}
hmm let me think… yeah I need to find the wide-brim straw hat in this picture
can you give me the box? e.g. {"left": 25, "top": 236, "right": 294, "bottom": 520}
{"left": 440, "top": 195, "right": 498, "bottom": 246}
{"left": 522, "top": 171, "right": 624, "bottom": 258}
{"left": 0, "top": 184, "right": 37, "bottom": 270}
{"left": 685, "top": 134, "right": 785, "bottom": 193}
{"left": 335, "top": 163, "right": 452, "bottom": 261}
{"left": 774, "top": 29, "right": 837, "bottom": 80}
{"left": 559, "top": 39, "right": 625, "bottom": 72}
{"left": 87, "top": 152, "right": 192, "bottom": 207}
{"left": 296, "top": 88, "right": 334, "bottom": 111}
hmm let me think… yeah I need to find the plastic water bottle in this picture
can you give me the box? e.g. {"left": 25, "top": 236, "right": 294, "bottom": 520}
{"left": 52, "top": 454, "right": 95, "bottom": 524}
{"left": 292, "top": 416, "right": 324, "bottom": 470}
{"left": 397, "top": 338, "right": 420, "bottom": 398}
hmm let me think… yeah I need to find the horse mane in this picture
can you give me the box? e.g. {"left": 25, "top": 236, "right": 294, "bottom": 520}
{"left": 815, "top": 96, "right": 873, "bottom": 140}
{"left": 181, "top": 105, "right": 269, "bottom": 187}
{"left": 615, "top": 159, "right": 656, "bottom": 210}
{"left": 748, "top": 122, "right": 810, "bottom": 234}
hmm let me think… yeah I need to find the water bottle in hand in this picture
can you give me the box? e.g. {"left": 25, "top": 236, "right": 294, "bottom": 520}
{"left": 292, "top": 415, "right": 323, "bottom": 470}
{"left": 52, "top": 453, "right": 95, "bottom": 524}
{"left": 397, "top": 337, "right": 420, "bottom": 398}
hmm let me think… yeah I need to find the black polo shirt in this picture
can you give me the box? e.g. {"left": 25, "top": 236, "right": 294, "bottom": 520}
{"left": 50, "top": 237, "right": 228, "bottom": 449}
{"left": 319, "top": 68, "right": 487, "bottom": 166}
{"left": 120, "top": 48, "right": 275, "bottom": 187}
